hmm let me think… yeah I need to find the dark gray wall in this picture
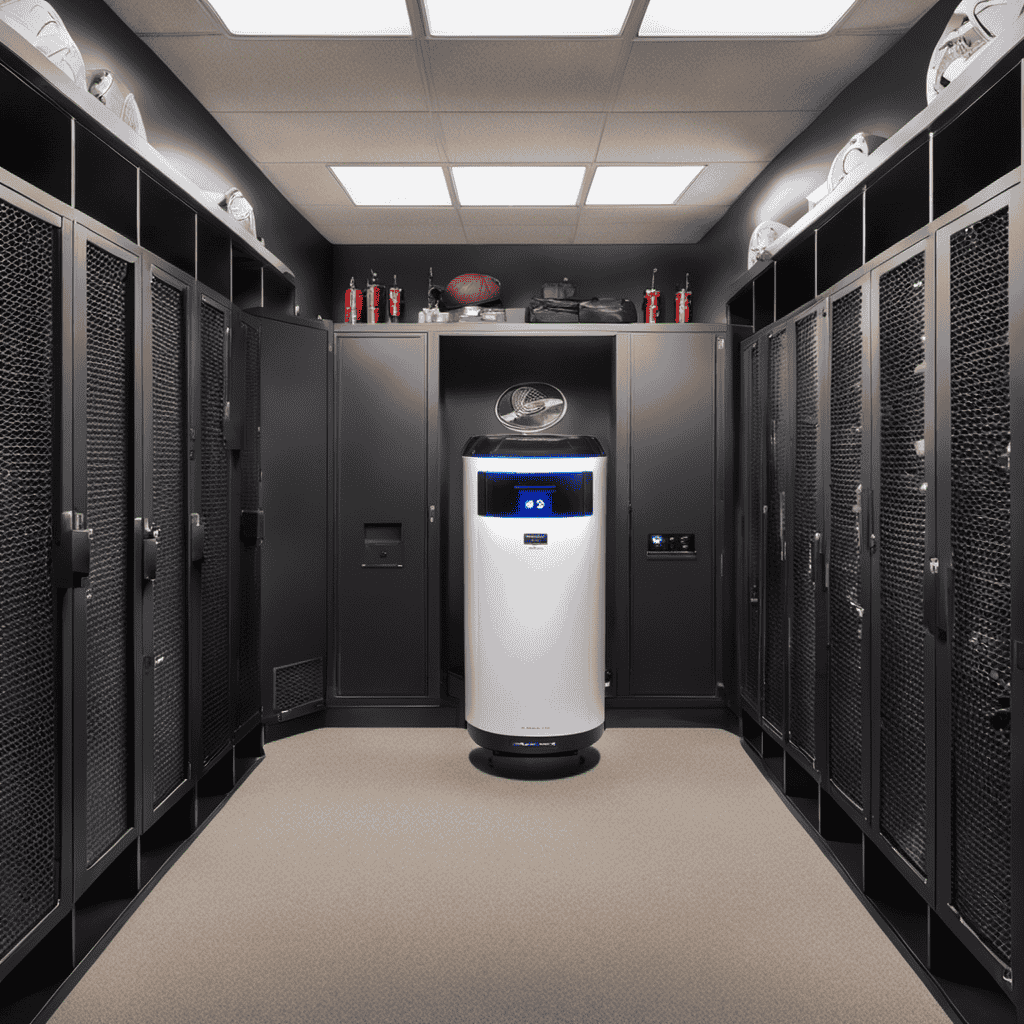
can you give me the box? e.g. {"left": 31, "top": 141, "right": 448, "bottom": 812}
{"left": 698, "top": 0, "right": 962, "bottom": 323}
{"left": 51, "top": 0, "right": 334, "bottom": 319}
{"left": 334, "top": 244, "right": 705, "bottom": 323}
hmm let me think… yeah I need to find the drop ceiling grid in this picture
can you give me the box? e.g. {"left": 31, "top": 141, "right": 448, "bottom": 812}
{"left": 101, "top": 0, "right": 939, "bottom": 244}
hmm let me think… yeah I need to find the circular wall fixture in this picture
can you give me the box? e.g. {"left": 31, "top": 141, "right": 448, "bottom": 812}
{"left": 495, "top": 383, "right": 567, "bottom": 433}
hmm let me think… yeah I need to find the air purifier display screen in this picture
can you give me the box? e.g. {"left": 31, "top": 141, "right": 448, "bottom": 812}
{"left": 477, "top": 471, "right": 593, "bottom": 517}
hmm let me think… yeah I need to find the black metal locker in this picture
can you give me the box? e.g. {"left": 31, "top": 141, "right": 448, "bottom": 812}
{"left": 142, "top": 262, "right": 193, "bottom": 827}
{"left": 739, "top": 335, "right": 764, "bottom": 713}
{"left": 763, "top": 326, "right": 790, "bottom": 731}
{"left": 826, "top": 281, "right": 871, "bottom": 812}
{"left": 937, "top": 190, "right": 1017, "bottom": 970}
{"left": 198, "top": 295, "right": 232, "bottom": 766}
{"left": 74, "top": 227, "right": 141, "bottom": 891}
{"left": 0, "top": 192, "right": 66, "bottom": 958}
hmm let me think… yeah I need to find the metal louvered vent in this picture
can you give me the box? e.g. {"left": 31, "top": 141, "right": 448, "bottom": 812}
{"left": 828, "top": 288, "right": 865, "bottom": 807}
{"left": 150, "top": 277, "right": 188, "bottom": 805}
{"left": 763, "top": 328, "right": 789, "bottom": 732}
{"left": 877, "top": 252, "right": 928, "bottom": 875}
{"left": 85, "top": 242, "right": 133, "bottom": 867}
{"left": 949, "top": 206, "right": 1012, "bottom": 966}
{"left": 742, "top": 340, "right": 763, "bottom": 709}
{"left": 200, "top": 302, "right": 230, "bottom": 764}
{"left": 273, "top": 658, "right": 323, "bottom": 713}
{"left": 791, "top": 312, "right": 819, "bottom": 758}
{"left": 0, "top": 201, "right": 60, "bottom": 957}
{"left": 237, "top": 320, "right": 261, "bottom": 729}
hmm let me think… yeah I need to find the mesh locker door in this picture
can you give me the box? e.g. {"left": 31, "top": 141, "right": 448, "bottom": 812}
{"left": 199, "top": 299, "right": 230, "bottom": 765}
{"left": 237, "top": 316, "right": 261, "bottom": 730}
{"left": 740, "top": 338, "right": 764, "bottom": 711}
{"left": 828, "top": 286, "right": 868, "bottom": 809}
{"left": 149, "top": 275, "right": 189, "bottom": 810}
{"left": 790, "top": 310, "right": 821, "bottom": 759}
{"left": 83, "top": 239, "right": 135, "bottom": 868}
{"left": 0, "top": 198, "right": 61, "bottom": 958}
{"left": 763, "top": 327, "right": 789, "bottom": 733}
{"left": 943, "top": 201, "right": 1012, "bottom": 967}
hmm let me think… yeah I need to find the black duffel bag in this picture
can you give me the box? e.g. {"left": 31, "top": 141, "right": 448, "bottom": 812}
{"left": 579, "top": 298, "right": 638, "bottom": 323}
{"left": 527, "top": 296, "right": 580, "bottom": 323}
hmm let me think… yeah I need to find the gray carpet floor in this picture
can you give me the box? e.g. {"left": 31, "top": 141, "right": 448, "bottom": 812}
{"left": 50, "top": 728, "right": 952, "bottom": 1024}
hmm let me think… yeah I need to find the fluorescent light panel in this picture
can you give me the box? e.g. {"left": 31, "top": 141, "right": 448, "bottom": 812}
{"left": 639, "top": 0, "right": 860, "bottom": 36}
{"left": 330, "top": 167, "right": 451, "bottom": 206}
{"left": 203, "top": 0, "right": 411, "bottom": 36}
{"left": 452, "top": 166, "right": 586, "bottom": 206}
{"left": 423, "top": 0, "right": 632, "bottom": 36}
{"left": 586, "top": 166, "right": 705, "bottom": 205}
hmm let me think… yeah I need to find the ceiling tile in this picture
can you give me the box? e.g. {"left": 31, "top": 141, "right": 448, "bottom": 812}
{"left": 463, "top": 224, "right": 578, "bottom": 244}
{"left": 615, "top": 35, "right": 898, "bottom": 112}
{"left": 836, "top": 0, "right": 938, "bottom": 34}
{"left": 426, "top": 40, "right": 623, "bottom": 112}
{"left": 459, "top": 208, "right": 580, "bottom": 227}
{"left": 598, "top": 111, "right": 819, "bottom": 164}
{"left": 143, "top": 37, "right": 428, "bottom": 111}
{"left": 259, "top": 163, "right": 354, "bottom": 206}
{"left": 437, "top": 113, "right": 605, "bottom": 162}
{"left": 101, "top": 0, "right": 222, "bottom": 35}
{"left": 674, "top": 163, "right": 769, "bottom": 206}
{"left": 575, "top": 205, "right": 730, "bottom": 243}
{"left": 213, "top": 112, "right": 441, "bottom": 163}
{"left": 301, "top": 206, "right": 467, "bottom": 245}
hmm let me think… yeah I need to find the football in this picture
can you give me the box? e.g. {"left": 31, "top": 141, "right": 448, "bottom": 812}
{"left": 444, "top": 273, "right": 501, "bottom": 308}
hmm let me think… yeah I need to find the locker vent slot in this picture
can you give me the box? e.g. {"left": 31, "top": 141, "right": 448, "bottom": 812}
{"left": 828, "top": 288, "right": 865, "bottom": 807}
{"left": 742, "top": 340, "right": 763, "bottom": 709}
{"left": 238, "top": 320, "right": 261, "bottom": 729}
{"left": 949, "top": 206, "right": 1011, "bottom": 966}
{"left": 85, "top": 242, "right": 133, "bottom": 866}
{"left": 200, "top": 302, "right": 230, "bottom": 763}
{"left": 763, "top": 328, "right": 788, "bottom": 731}
{"left": 273, "top": 658, "right": 323, "bottom": 713}
{"left": 151, "top": 277, "right": 188, "bottom": 805}
{"left": 790, "top": 311, "right": 818, "bottom": 759}
{"left": 0, "top": 201, "right": 60, "bottom": 956}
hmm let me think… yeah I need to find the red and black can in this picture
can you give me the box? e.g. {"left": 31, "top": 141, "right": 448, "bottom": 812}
{"left": 675, "top": 274, "right": 692, "bottom": 324}
{"left": 388, "top": 274, "right": 402, "bottom": 321}
{"left": 644, "top": 288, "right": 660, "bottom": 324}
{"left": 365, "top": 271, "right": 382, "bottom": 324}
{"left": 344, "top": 277, "right": 363, "bottom": 323}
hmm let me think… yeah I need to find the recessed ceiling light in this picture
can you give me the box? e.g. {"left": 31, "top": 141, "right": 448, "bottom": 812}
{"left": 639, "top": 0, "right": 859, "bottom": 37}
{"left": 452, "top": 167, "right": 587, "bottom": 206}
{"left": 202, "top": 0, "right": 412, "bottom": 36}
{"left": 585, "top": 166, "right": 705, "bottom": 205}
{"left": 424, "top": 0, "right": 632, "bottom": 36}
{"left": 330, "top": 167, "right": 451, "bottom": 206}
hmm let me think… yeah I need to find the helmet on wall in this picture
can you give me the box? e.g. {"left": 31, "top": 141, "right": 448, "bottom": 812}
{"left": 926, "top": 1, "right": 1012, "bottom": 104}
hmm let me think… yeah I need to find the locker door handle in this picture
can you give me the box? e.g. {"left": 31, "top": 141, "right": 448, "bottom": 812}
{"left": 943, "top": 564, "right": 954, "bottom": 640}
{"left": 140, "top": 518, "right": 159, "bottom": 581}
{"left": 867, "top": 488, "right": 876, "bottom": 554}
{"left": 51, "top": 511, "right": 91, "bottom": 588}
{"left": 812, "top": 532, "right": 822, "bottom": 588}
{"left": 924, "top": 557, "right": 938, "bottom": 636}
{"left": 241, "top": 509, "right": 264, "bottom": 546}
{"left": 191, "top": 513, "right": 205, "bottom": 563}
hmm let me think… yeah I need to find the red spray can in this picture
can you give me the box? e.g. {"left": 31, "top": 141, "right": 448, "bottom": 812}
{"left": 675, "top": 274, "right": 692, "bottom": 324}
{"left": 644, "top": 267, "right": 659, "bottom": 324}
{"left": 365, "top": 270, "right": 382, "bottom": 324}
{"left": 388, "top": 274, "right": 402, "bottom": 322}
{"left": 344, "top": 276, "right": 363, "bottom": 323}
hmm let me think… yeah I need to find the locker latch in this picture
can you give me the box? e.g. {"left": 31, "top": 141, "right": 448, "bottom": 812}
{"left": 51, "top": 511, "right": 91, "bottom": 589}
{"left": 142, "top": 519, "right": 160, "bottom": 581}
{"left": 241, "top": 509, "right": 264, "bottom": 546}
{"left": 191, "top": 513, "right": 205, "bottom": 563}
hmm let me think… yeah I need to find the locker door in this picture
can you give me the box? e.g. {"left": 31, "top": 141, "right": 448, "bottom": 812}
{"left": 789, "top": 305, "right": 826, "bottom": 763}
{"left": 0, "top": 187, "right": 73, "bottom": 959}
{"left": 763, "top": 325, "right": 791, "bottom": 733}
{"left": 738, "top": 334, "right": 766, "bottom": 714}
{"left": 936, "top": 185, "right": 1020, "bottom": 973}
{"left": 825, "top": 277, "right": 872, "bottom": 817}
{"left": 141, "top": 260, "right": 193, "bottom": 830}
{"left": 870, "top": 238, "right": 935, "bottom": 888}
{"left": 73, "top": 225, "right": 142, "bottom": 896}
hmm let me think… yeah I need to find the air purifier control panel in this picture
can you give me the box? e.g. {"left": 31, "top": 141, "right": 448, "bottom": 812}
{"left": 647, "top": 533, "right": 696, "bottom": 559}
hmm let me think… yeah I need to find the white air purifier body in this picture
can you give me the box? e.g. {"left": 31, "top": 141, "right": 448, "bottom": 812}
{"left": 463, "top": 435, "right": 606, "bottom": 756}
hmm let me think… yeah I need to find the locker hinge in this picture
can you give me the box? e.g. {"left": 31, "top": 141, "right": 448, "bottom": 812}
{"left": 51, "top": 511, "right": 91, "bottom": 588}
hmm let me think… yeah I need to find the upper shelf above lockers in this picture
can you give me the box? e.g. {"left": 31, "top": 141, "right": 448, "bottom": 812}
{"left": 0, "top": 19, "right": 295, "bottom": 313}
{"left": 728, "top": 25, "right": 1024, "bottom": 332}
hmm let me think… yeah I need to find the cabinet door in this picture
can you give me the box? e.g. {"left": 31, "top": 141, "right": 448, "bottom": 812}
{"left": 630, "top": 331, "right": 717, "bottom": 698}
{"left": 337, "top": 333, "right": 427, "bottom": 698}
{"left": 870, "top": 238, "right": 935, "bottom": 888}
{"left": 936, "top": 185, "right": 1020, "bottom": 972}
{"left": 259, "top": 313, "right": 330, "bottom": 719}
{"left": 825, "top": 277, "right": 872, "bottom": 817}
{"left": 141, "top": 260, "right": 193, "bottom": 830}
